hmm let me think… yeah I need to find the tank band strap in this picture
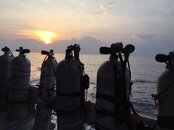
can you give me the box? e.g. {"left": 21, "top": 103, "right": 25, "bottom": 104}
{"left": 0, "top": 94, "right": 7, "bottom": 97}
{"left": 9, "top": 75, "right": 30, "bottom": 81}
{"left": 158, "top": 116, "right": 174, "bottom": 129}
{"left": 57, "top": 91, "right": 81, "bottom": 97}
{"left": 95, "top": 104, "right": 119, "bottom": 118}
{"left": 9, "top": 87, "right": 29, "bottom": 91}
{"left": 96, "top": 93, "right": 117, "bottom": 104}
{"left": 8, "top": 100, "right": 29, "bottom": 104}
{"left": 56, "top": 107, "right": 84, "bottom": 116}
{"left": 9, "top": 74, "right": 30, "bottom": 78}
{"left": 95, "top": 122, "right": 113, "bottom": 130}
{"left": 59, "top": 118, "right": 84, "bottom": 127}
{"left": 10, "top": 69, "right": 30, "bottom": 73}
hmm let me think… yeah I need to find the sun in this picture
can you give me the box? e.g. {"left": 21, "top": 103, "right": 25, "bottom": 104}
{"left": 35, "top": 31, "right": 58, "bottom": 44}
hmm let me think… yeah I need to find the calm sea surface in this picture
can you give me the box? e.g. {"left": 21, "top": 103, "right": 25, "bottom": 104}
{"left": 1, "top": 52, "right": 166, "bottom": 119}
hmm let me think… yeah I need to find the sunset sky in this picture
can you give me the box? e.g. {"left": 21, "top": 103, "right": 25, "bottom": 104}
{"left": 0, "top": 0, "right": 174, "bottom": 55}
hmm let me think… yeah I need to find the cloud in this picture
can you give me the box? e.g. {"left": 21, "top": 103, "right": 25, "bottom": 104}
{"left": 94, "top": 1, "right": 114, "bottom": 15}
{"left": 0, "top": 36, "right": 103, "bottom": 54}
{"left": 132, "top": 34, "right": 156, "bottom": 42}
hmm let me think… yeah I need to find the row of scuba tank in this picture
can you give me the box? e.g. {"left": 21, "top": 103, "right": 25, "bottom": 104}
{"left": 0, "top": 43, "right": 174, "bottom": 130}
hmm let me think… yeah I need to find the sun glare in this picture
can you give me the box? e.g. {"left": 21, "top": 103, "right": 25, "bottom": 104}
{"left": 35, "top": 31, "right": 58, "bottom": 44}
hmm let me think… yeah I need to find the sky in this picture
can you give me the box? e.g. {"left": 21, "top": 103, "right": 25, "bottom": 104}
{"left": 0, "top": 0, "right": 174, "bottom": 55}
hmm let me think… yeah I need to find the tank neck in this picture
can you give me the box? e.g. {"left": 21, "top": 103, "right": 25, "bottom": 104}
{"left": 47, "top": 56, "right": 55, "bottom": 60}
{"left": 109, "top": 55, "right": 118, "bottom": 62}
{"left": 19, "top": 53, "right": 26, "bottom": 57}
{"left": 4, "top": 51, "right": 10, "bottom": 55}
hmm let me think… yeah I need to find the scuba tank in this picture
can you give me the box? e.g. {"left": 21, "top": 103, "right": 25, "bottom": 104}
{"left": 56, "top": 44, "right": 89, "bottom": 130}
{"left": 7, "top": 47, "right": 31, "bottom": 121}
{"left": 153, "top": 51, "right": 174, "bottom": 130}
{"left": 34, "top": 49, "right": 57, "bottom": 130}
{"left": 95, "top": 42, "right": 135, "bottom": 130}
{"left": 0, "top": 47, "right": 14, "bottom": 111}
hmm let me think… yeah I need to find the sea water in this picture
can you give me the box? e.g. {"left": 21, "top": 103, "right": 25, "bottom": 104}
{"left": 1, "top": 52, "right": 165, "bottom": 119}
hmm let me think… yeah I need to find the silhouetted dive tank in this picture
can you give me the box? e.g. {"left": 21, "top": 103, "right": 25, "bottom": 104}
{"left": 155, "top": 52, "right": 174, "bottom": 130}
{"left": 56, "top": 44, "right": 89, "bottom": 130}
{"left": 34, "top": 49, "right": 57, "bottom": 130}
{"left": 96, "top": 43, "right": 135, "bottom": 130}
{"left": 7, "top": 47, "right": 31, "bottom": 121}
{"left": 0, "top": 47, "right": 14, "bottom": 111}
